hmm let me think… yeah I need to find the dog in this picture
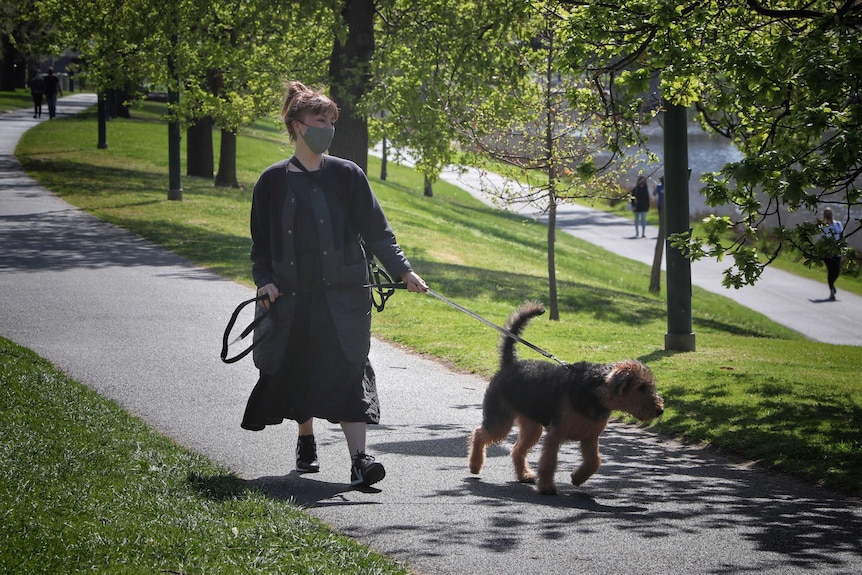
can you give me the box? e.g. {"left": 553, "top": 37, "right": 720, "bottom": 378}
{"left": 468, "top": 301, "right": 664, "bottom": 495}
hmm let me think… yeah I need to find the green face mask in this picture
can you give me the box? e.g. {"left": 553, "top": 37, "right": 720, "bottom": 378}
{"left": 300, "top": 123, "right": 335, "bottom": 154}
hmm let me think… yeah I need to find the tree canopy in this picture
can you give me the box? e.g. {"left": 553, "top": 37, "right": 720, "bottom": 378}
{"left": 10, "top": 0, "right": 860, "bottom": 289}
{"left": 563, "top": 0, "right": 861, "bottom": 287}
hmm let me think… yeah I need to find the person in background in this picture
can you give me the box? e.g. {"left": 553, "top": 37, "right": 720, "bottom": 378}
{"left": 653, "top": 176, "right": 664, "bottom": 214}
{"left": 821, "top": 207, "right": 844, "bottom": 301}
{"left": 43, "top": 67, "right": 62, "bottom": 119}
{"left": 241, "top": 81, "right": 427, "bottom": 488}
{"left": 29, "top": 74, "right": 45, "bottom": 119}
{"left": 631, "top": 176, "right": 651, "bottom": 238}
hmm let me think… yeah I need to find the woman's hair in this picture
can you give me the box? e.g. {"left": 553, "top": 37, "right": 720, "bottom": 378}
{"left": 823, "top": 207, "right": 834, "bottom": 220}
{"left": 281, "top": 81, "right": 339, "bottom": 141}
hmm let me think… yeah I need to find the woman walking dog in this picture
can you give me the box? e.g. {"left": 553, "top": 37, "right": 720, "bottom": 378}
{"left": 241, "top": 81, "right": 427, "bottom": 488}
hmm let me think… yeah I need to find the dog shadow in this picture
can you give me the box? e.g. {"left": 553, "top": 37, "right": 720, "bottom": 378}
{"left": 461, "top": 475, "right": 648, "bottom": 513}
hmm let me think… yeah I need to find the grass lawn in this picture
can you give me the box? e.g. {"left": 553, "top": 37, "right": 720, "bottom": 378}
{"left": 0, "top": 88, "right": 36, "bottom": 113}
{"left": 0, "top": 338, "right": 409, "bottom": 574}
{"left": 3, "top": 100, "right": 860, "bottom": 570}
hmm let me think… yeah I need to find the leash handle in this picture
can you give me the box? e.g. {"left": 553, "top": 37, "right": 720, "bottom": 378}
{"left": 425, "top": 288, "right": 567, "bottom": 366}
{"left": 220, "top": 294, "right": 270, "bottom": 364}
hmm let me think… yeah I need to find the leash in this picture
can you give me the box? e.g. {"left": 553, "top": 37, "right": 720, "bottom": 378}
{"left": 220, "top": 294, "right": 270, "bottom": 363}
{"left": 221, "top": 253, "right": 565, "bottom": 365}
{"left": 354, "top": 271, "right": 567, "bottom": 365}
{"left": 422, "top": 288, "right": 568, "bottom": 366}
{"left": 221, "top": 283, "right": 566, "bottom": 366}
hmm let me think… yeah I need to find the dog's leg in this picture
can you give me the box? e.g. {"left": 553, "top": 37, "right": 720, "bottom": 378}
{"left": 536, "top": 427, "right": 564, "bottom": 495}
{"left": 470, "top": 383, "right": 515, "bottom": 475}
{"left": 571, "top": 436, "right": 601, "bottom": 486}
{"left": 511, "top": 416, "right": 542, "bottom": 483}
{"left": 469, "top": 422, "right": 514, "bottom": 474}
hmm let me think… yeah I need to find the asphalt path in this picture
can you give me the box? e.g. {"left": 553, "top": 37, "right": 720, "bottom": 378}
{"left": 2, "top": 95, "right": 860, "bottom": 575}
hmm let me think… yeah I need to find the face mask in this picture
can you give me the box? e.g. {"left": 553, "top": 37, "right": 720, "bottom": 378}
{"left": 300, "top": 123, "right": 335, "bottom": 154}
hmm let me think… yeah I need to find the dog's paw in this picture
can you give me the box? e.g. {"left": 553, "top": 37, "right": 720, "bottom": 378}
{"left": 570, "top": 470, "right": 592, "bottom": 486}
{"left": 537, "top": 482, "right": 558, "bottom": 496}
{"left": 517, "top": 472, "right": 536, "bottom": 484}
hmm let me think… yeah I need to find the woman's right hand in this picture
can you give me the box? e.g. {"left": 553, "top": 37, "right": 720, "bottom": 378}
{"left": 257, "top": 283, "right": 282, "bottom": 309}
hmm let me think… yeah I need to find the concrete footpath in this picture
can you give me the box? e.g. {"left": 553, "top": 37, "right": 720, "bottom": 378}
{"left": 2, "top": 95, "right": 861, "bottom": 575}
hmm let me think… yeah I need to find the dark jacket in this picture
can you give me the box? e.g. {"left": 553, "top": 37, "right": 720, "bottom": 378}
{"left": 249, "top": 155, "right": 413, "bottom": 374}
{"left": 631, "top": 182, "right": 650, "bottom": 212}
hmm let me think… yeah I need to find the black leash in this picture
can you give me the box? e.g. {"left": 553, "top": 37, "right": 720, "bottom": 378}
{"left": 221, "top": 281, "right": 566, "bottom": 365}
{"left": 221, "top": 262, "right": 405, "bottom": 363}
{"left": 423, "top": 288, "right": 568, "bottom": 366}
{"left": 220, "top": 294, "right": 270, "bottom": 363}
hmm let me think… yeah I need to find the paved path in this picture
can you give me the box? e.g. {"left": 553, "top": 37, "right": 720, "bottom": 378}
{"left": 2, "top": 95, "right": 861, "bottom": 575}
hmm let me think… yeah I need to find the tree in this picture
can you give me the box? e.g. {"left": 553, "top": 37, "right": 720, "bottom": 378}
{"left": 368, "top": 0, "right": 529, "bottom": 194}
{"left": 562, "top": 0, "right": 861, "bottom": 288}
{"left": 179, "top": 0, "right": 320, "bottom": 188}
{"left": 451, "top": 1, "right": 631, "bottom": 320}
{"left": 1, "top": 1, "right": 58, "bottom": 91}
{"left": 327, "top": 0, "right": 375, "bottom": 173}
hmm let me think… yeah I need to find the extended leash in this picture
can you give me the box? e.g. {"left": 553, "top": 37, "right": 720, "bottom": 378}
{"left": 358, "top": 271, "right": 567, "bottom": 365}
{"left": 222, "top": 268, "right": 566, "bottom": 366}
{"left": 423, "top": 288, "right": 567, "bottom": 366}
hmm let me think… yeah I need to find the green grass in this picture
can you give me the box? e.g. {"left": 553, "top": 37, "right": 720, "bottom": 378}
{"left": 5, "top": 103, "right": 861, "bottom": 569}
{"left": 0, "top": 338, "right": 409, "bottom": 574}
{"left": 0, "top": 88, "right": 38, "bottom": 113}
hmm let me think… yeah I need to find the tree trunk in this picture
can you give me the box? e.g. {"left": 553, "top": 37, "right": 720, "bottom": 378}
{"left": 97, "top": 93, "right": 108, "bottom": 149}
{"left": 547, "top": 200, "right": 559, "bottom": 321}
{"left": 187, "top": 117, "right": 214, "bottom": 178}
{"left": 328, "top": 0, "right": 375, "bottom": 172}
{"left": 215, "top": 129, "right": 240, "bottom": 188}
{"left": 423, "top": 174, "right": 433, "bottom": 197}
{"left": 380, "top": 135, "right": 388, "bottom": 181}
{"left": 1, "top": 37, "right": 21, "bottom": 91}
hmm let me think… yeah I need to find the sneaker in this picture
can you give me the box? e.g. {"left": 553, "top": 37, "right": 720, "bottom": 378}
{"left": 295, "top": 435, "right": 320, "bottom": 473}
{"left": 350, "top": 452, "right": 385, "bottom": 487}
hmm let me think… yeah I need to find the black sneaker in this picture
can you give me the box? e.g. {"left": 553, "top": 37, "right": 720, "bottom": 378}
{"left": 296, "top": 435, "right": 320, "bottom": 473}
{"left": 350, "top": 452, "right": 385, "bottom": 487}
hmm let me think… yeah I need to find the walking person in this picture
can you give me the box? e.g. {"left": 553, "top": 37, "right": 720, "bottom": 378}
{"left": 43, "top": 67, "right": 62, "bottom": 119}
{"left": 653, "top": 176, "right": 664, "bottom": 214}
{"left": 821, "top": 207, "right": 844, "bottom": 301}
{"left": 29, "top": 74, "right": 45, "bottom": 118}
{"left": 631, "top": 176, "right": 650, "bottom": 238}
{"left": 241, "top": 81, "right": 428, "bottom": 488}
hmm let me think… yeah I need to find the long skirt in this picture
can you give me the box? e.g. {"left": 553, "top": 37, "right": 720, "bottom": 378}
{"left": 241, "top": 291, "right": 379, "bottom": 430}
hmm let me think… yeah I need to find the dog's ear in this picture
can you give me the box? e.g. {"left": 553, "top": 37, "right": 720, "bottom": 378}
{"left": 607, "top": 360, "right": 649, "bottom": 395}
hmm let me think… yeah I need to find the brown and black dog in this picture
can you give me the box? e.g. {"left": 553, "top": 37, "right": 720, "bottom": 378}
{"left": 468, "top": 301, "right": 664, "bottom": 494}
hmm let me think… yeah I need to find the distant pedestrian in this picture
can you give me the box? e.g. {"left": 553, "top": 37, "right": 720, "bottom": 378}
{"left": 631, "top": 176, "right": 650, "bottom": 238}
{"left": 654, "top": 176, "right": 664, "bottom": 213}
{"left": 29, "top": 74, "right": 45, "bottom": 118}
{"left": 43, "top": 67, "right": 62, "bottom": 119}
{"left": 821, "top": 207, "right": 844, "bottom": 301}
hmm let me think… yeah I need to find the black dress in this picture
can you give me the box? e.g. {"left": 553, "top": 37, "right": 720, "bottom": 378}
{"left": 241, "top": 172, "right": 380, "bottom": 430}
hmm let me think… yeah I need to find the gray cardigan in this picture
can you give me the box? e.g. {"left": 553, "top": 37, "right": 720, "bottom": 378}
{"left": 249, "top": 155, "right": 413, "bottom": 374}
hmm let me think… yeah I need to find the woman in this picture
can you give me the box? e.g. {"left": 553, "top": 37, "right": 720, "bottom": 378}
{"left": 241, "top": 81, "right": 427, "bottom": 488}
{"left": 822, "top": 207, "right": 844, "bottom": 301}
{"left": 631, "top": 176, "right": 650, "bottom": 238}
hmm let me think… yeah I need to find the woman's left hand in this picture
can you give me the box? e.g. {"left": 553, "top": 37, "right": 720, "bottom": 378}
{"left": 401, "top": 271, "right": 428, "bottom": 293}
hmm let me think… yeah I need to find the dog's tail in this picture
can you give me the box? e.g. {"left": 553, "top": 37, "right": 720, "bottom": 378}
{"left": 499, "top": 301, "right": 545, "bottom": 368}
